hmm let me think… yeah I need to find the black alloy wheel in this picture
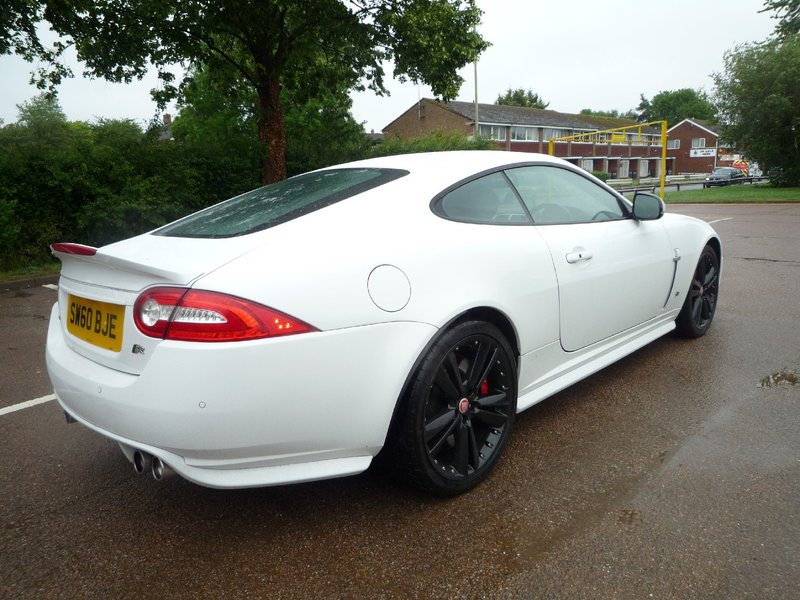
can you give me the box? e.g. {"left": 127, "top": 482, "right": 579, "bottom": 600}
{"left": 392, "top": 320, "right": 517, "bottom": 495}
{"left": 676, "top": 245, "right": 720, "bottom": 338}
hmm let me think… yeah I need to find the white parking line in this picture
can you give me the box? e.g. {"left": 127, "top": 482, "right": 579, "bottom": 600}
{"left": 2, "top": 284, "right": 58, "bottom": 416}
{"left": 0, "top": 394, "right": 56, "bottom": 416}
{"left": 709, "top": 217, "right": 734, "bottom": 224}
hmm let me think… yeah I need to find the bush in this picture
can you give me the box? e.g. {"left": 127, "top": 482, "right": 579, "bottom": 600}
{"left": 371, "top": 130, "right": 495, "bottom": 157}
{"left": 0, "top": 96, "right": 260, "bottom": 270}
{"left": 591, "top": 170, "right": 611, "bottom": 182}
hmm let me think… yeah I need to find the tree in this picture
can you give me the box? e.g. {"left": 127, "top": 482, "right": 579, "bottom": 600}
{"left": 713, "top": 37, "right": 800, "bottom": 186}
{"left": 26, "top": 1, "right": 487, "bottom": 183}
{"left": 0, "top": 95, "right": 91, "bottom": 266}
{"left": 495, "top": 88, "right": 549, "bottom": 109}
{"left": 579, "top": 108, "right": 637, "bottom": 120}
{"left": 0, "top": 93, "right": 266, "bottom": 269}
{"left": 761, "top": 0, "right": 800, "bottom": 39}
{"left": 0, "top": 1, "right": 71, "bottom": 89}
{"left": 636, "top": 88, "right": 716, "bottom": 125}
{"left": 1, "top": 0, "right": 40, "bottom": 55}
{"left": 173, "top": 62, "right": 370, "bottom": 177}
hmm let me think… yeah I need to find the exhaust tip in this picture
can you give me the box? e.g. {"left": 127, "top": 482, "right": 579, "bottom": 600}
{"left": 151, "top": 456, "right": 173, "bottom": 481}
{"left": 133, "top": 451, "right": 152, "bottom": 475}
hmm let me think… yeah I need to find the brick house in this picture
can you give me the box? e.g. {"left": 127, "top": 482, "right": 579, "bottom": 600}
{"left": 666, "top": 118, "right": 740, "bottom": 174}
{"left": 383, "top": 98, "right": 664, "bottom": 179}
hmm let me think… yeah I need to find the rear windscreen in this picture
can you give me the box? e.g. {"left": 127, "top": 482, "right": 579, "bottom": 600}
{"left": 155, "top": 168, "right": 408, "bottom": 238}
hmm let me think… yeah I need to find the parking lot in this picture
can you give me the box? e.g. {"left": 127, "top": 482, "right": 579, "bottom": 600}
{"left": 1, "top": 203, "right": 797, "bottom": 599}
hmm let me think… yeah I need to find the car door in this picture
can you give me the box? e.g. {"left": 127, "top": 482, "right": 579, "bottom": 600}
{"left": 505, "top": 165, "right": 675, "bottom": 352}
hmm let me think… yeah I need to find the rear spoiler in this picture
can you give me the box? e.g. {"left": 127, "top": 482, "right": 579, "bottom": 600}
{"left": 50, "top": 243, "right": 97, "bottom": 256}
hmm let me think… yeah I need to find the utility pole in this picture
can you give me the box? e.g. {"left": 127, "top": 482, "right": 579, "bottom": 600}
{"left": 474, "top": 59, "right": 479, "bottom": 138}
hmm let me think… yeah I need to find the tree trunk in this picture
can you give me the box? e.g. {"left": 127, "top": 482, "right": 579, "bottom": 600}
{"left": 256, "top": 74, "right": 287, "bottom": 184}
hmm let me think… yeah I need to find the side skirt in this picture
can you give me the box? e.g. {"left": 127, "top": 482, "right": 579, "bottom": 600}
{"left": 517, "top": 315, "right": 677, "bottom": 412}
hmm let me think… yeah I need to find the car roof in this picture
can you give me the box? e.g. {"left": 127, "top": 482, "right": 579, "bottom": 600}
{"left": 328, "top": 150, "right": 572, "bottom": 184}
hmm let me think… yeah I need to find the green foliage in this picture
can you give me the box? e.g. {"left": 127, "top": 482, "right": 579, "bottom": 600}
{"left": 761, "top": 0, "right": 800, "bottom": 39}
{"left": 371, "top": 130, "right": 495, "bottom": 157}
{"left": 495, "top": 88, "right": 549, "bottom": 109}
{"left": 636, "top": 89, "right": 716, "bottom": 126}
{"left": 591, "top": 171, "right": 611, "bottom": 182}
{"left": 0, "top": 83, "right": 374, "bottom": 271}
{"left": 0, "top": 96, "right": 84, "bottom": 267}
{"left": 580, "top": 108, "right": 637, "bottom": 120}
{"left": 713, "top": 37, "right": 800, "bottom": 186}
{"left": 1, "top": 0, "right": 71, "bottom": 90}
{"left": 172, "top": 63, "right": 371, "bottom": 177}
{"left": 0, "top": 94, "right": 262, "bottom": 270}
{"left": 1, "top": 0, "right": 38, "bottom": 55}
{"left": 0, "top": 197, "right": 20, "bottom": 262}
{"left": 383, "top": 1, "right": 488, "bottom": 101}
{"left": 19, "top": 0, "right": 487, "bottom": 183}
{"left": 284, "top": 97, "right": 371, "bottom": 175}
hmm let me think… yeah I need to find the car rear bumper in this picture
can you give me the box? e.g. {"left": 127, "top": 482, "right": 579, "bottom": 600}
{"left": 46, "top": 303, "right": 436, "bottom": 488}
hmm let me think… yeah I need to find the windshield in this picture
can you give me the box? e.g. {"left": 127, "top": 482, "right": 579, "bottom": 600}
{"left": 155, "top": 168, "right": 408, "bottom": 238}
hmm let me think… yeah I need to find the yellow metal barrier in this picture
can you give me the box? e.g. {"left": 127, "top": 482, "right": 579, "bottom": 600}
{"left": 548, "top": 121, "right": 668, "bottom": 199}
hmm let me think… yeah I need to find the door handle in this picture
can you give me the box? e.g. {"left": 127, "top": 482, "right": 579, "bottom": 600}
{"left": 565, "top": 250, "right": 593, "bottom": 264}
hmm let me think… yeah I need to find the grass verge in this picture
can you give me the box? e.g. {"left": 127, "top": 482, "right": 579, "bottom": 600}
{"left": 0, "top": 263, "right": 60, "bottom": 283}
{"left": 664, "top": 183, "right": 800, "bottom": 203}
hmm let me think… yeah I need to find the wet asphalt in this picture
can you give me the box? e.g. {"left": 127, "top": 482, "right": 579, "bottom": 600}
{"left": 0, "top": 204, "right": 797, "bottom": 599}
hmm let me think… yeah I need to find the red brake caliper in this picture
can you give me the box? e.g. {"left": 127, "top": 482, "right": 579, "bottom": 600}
{"left": 479, "top": 378, "right": 489, "bottom": 396}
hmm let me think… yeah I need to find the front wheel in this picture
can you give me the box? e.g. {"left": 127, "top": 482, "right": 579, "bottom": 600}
{"left": 675, "top": 245, "right": 720, "bottom": 338}
{"left": 390, "top": 321, "right": 518, "bottom": 496}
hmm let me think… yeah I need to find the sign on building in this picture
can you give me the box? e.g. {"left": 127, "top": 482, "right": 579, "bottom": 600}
{"left": 690, "top": 148, "right": 716, "bottom": 158}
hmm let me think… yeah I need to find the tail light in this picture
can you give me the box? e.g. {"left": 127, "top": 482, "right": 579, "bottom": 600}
{"left": 134, "top": 287, "right": 317, "bottom": 342}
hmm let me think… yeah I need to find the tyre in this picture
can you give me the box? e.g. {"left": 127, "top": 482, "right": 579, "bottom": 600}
{"left": 390, "top": 320, "right": 517, "bottom": 495}
{"left": 675, "top": 245, "right": 720, "bottom": 338}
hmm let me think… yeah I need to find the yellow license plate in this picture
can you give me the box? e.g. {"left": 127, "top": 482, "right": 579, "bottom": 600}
{"left": 66, "top": 294, "right": 125, "bottom": 352}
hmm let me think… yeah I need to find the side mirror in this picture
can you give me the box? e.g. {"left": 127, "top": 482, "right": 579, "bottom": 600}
{"left": 632, "top": 192, "right": 664, "bottom": 221}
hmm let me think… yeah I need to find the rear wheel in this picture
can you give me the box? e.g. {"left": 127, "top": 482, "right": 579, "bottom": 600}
{"left": 676, "top": 245, "right": 720, "bottom": 338}
{"left": 391, "top": 321, "right": 517, "bottom": 496}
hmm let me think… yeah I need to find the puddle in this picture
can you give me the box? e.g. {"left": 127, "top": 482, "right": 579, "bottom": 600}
{"left": 760, "top": 370, "right": 798, "bottom": 387}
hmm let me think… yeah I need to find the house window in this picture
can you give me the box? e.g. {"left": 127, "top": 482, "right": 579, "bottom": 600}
{"left": 479, "top": 124, "right": 506, "bottom": 141}
{"left": 581, "top": 159, "right": 593, "bottom": 171}
{"left": 667, "top": 139, "right": 680, "bottom": 149}
{"left": 543, "top": 128, "right": 566, "bottom": 141}
{"left": 691, "top": 138, "right": 706, "bottom": 148}
{"left": 511, "top": 126, "right": 538, "bottom": 142}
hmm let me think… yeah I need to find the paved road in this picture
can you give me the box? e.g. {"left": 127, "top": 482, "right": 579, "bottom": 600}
{"left": 1, "top": 204, "right": 798, "bottom": 599}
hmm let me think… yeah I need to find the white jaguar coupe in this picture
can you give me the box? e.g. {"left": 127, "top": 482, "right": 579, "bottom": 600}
{"left": 46, "top": 151, "right": 720, "bottom": 495}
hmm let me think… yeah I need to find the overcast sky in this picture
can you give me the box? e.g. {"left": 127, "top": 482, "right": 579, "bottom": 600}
{"left": 0, "top": 0, "right": 778, "bottom": 130}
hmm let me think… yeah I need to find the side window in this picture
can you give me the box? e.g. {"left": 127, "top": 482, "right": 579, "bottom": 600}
{"left": 436, "top": 172, "right": 531, "bottom": 225}
{"left": 505, "top": 166, "right": 626, "bottom": 225}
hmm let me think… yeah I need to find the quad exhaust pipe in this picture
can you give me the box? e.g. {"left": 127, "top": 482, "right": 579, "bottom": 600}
{"left": 133, "top": 450, "right": 152, "bottom": 475}
{"left": 151, "top": 456, "right": 174, "bottom": 481}
{"left": 133, "top": 450, "right": 175, "bottom": 481}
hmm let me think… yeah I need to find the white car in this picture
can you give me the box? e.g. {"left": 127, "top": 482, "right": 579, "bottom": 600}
{"left": 46, "top": 151, "right": 721, "bottom": 495}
